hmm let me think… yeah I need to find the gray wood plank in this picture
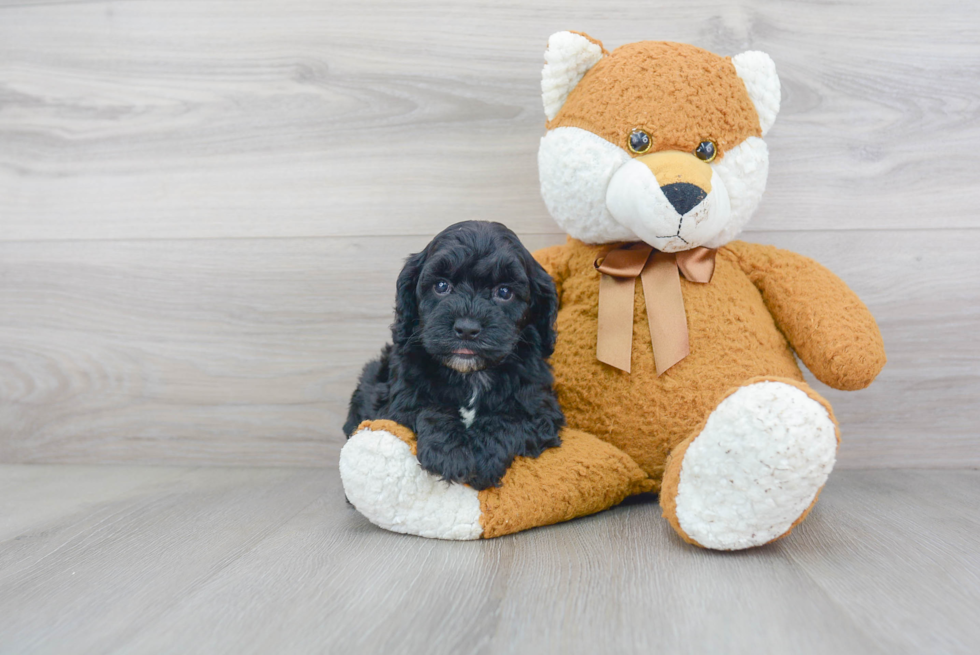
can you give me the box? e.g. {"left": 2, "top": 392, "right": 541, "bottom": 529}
{"left": 0, "top": 233, "right": 557, "bottom": 466}
{"left": 784, "top": 470, "right": 980, "bottom": 654}
{"left": 783, "top": 231, "right": 980, "bottom": 467}
{"left": 0, "top": 465, "right": 326, "bottom": 653}
{"left": 116, "top": 474, "right": 514, "bottom": 655}
{"left": 1, "top": 0, "right": 979, "bottom": 240}
{"left": 1, "top": 466, "right": 976, "bottom": 654}
{"left": 118, "top": 488, "right": 884, "bottom": 655}
{"left": 1, "top": 231, "right": 976, "bottom": 467}
{"left": 0, "top": 464, "right": 190, "bottom": 543}
{"left": 480, "top": 498, "right": 884, "bottom": 655}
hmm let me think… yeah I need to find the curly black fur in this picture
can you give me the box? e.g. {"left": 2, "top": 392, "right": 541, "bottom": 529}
{"left": 343, "top": 220, "right": 565, "bottom": 490}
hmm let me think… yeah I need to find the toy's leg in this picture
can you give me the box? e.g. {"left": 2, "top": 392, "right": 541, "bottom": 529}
{"left": 340, "top": 420, "right": 653, "bottom": 540}
{"left": 480, "top": 426, "right": 655, "bottom": 538}
{"left": 660, "top": 377, "right": 839, "bottom": 550}
{"left": 340, "top": 420, "right": 483, "bottom": 539}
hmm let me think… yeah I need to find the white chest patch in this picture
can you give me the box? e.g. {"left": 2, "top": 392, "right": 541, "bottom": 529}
{"left": 459, "top": 406, "right": 477, "bottom": 429}
{"left": 459, "top": 387, "right": 479, "bottom": 429}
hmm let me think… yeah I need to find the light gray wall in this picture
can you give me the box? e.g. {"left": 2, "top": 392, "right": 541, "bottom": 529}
{"left": 1, "top": 0, "right": 977, "bottom": 467}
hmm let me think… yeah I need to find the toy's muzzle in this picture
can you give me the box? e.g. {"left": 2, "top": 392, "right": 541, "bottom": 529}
{"left": 605, "top": 150, "right": 725, "bottom": 252}
{"left": 635, "top": 151, "right": 712, "bottom": 215}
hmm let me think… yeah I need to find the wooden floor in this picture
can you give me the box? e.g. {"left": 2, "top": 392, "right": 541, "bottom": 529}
{"left": 0, "top": 466, "right": 977, "bottom": 654}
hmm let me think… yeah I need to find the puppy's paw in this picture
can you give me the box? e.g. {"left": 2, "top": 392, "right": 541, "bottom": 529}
{"left": 417, "top": 440, "right": 515, "bottom": 491}
{"left": 339, "top": 427, "right": 484, "bottom": 540}
{"left": 414, "top": 442, "right": 498, "bottom": 491}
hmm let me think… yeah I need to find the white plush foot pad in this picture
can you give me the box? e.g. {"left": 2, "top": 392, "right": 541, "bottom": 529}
{"left": 339, "top": 428, "right": 483, "bottom": 540}
{"left": 674, "top": 382, "right": 837, "bottom": 550}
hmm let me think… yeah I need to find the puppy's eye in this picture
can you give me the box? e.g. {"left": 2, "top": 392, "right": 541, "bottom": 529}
{"left": 494, "top": 286, "right": 514, "bottom": 301}
{"left": 628, "top": 129, "right": 652, "bottom": 155}
{"left": 694, "top": 140, "right": 717, "bottom": 163}
{"left": 433, "top": 280, "right": 452, "bottom": 296}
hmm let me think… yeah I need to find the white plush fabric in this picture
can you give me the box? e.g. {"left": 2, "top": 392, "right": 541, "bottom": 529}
{"left": 539, "top": 127, "right": 636, "bottom": 244}
{"left": 702, "top": 137, "right": 770, "bottom": 248}
{"left": 539, "top": 127, "right": 769, "bottom": 248}
{"left": 541, "top": 31, "right": 605, "bottom": 121}
{"left": 732, "top": 51, "right": 781, "bottom": 137}
{"left": 605, "top": 157, "right": 732, "bottom": 253}
{"left": 673, "top": 382, "right": 838, "bottom": 550}
{"left": 339, "top": 429, "right": 483, "bottom": 540}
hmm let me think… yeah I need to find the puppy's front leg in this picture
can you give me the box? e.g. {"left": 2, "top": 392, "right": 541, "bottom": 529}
{"left": 415, "top": 408, "right": 482, "bottom": 488}
{"left": 463, "top": 415, "right": 562, "bottom": 491}
{"left": 416, "top": 412, "right": 563, "bottom": 491}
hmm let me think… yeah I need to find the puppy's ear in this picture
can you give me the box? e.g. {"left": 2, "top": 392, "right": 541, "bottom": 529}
{"left": 392, "top": 249, "right": 426, "bottom": 348}
{"left": 526, "top": 256, "right": 560, "bottom": 358}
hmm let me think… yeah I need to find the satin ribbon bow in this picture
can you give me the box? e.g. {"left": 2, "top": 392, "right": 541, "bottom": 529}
{"left": 594, "top": 243, "right": 716, "bottom": 375}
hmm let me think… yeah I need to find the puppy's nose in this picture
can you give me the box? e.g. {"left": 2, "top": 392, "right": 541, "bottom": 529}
{"left": 454, "top": 318, "right": 482, "bottom": 340}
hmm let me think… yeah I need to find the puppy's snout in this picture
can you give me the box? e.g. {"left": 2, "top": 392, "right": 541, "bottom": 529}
{"left": 454, "top": 318, "right": 482, "bottom": 340}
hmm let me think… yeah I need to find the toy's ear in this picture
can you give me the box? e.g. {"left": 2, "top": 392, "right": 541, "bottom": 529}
{"left": 542, "top": 31, "right": 607, "bottom": 121}
{"left": 392, "top": 249, "right": 427, "bottom": 349}
{"left": 732, "top": 51, "right": 781, "bottom": 136}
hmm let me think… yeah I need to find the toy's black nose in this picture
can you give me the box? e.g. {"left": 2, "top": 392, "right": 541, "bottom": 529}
{"left": 454, "top": 318, "right": 482, "bottom": 340}
{"left": 661, "top": 182, "right": 707, "bottom": 215}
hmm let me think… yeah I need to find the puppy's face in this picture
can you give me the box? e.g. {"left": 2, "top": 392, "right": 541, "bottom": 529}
{"left": 416, "top": 242, "right": 529, "bottom": 373}
{"left": 393, "top": 221, "right": 558, "bottom": 374}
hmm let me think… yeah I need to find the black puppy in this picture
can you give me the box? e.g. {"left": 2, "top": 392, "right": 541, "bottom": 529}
{"left": 343, "top": 221, "right": 565, "bottom": 490}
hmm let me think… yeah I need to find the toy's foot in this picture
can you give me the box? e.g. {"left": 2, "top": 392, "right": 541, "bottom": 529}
{"left": 339, "top": 421, "right": 483, "bottom": 540}
{"left": 661, "top": 379, "right": 839, "bottom": 550}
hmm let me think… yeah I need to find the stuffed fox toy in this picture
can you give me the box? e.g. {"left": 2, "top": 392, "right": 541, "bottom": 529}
{"left": 340, "top": 32, "right": 886, "bottom": 549}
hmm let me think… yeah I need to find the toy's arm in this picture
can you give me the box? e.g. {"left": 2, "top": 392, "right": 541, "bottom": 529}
{"left": 533, "top": 242, "right": 571, "bottom": 300}
{"left": 724, "top": 241, "right": 886, "bottom": 391}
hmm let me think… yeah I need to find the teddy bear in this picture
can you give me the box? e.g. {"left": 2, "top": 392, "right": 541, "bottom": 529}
{"left": 339, "top": 32, "right": 886, "bottom": 550}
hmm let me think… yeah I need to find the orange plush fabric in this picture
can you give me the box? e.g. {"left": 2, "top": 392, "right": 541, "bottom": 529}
{"left": 548, "top": 40, "right": 761, "bottom": 159}
{"left": 724, "top": 242, "right": 887, "bottom": 390}
{"left": 479, "top": 428, "right": 654, "bottom": 538}
{"left": 531, "top": 36, "right": 885, "bottom": 542}
{"left": 534, "top": 238, "right": 875, "bottom": 488}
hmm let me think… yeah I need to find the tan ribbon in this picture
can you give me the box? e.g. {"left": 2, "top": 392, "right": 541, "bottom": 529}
{"left": 594, "top": 243, "right": 716, "bottom": 375}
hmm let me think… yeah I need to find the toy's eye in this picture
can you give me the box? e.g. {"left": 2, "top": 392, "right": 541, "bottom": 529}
{"left": 433, "top": 280, "right": 452, "bottom": 296}
{"left": 494, "top": 286, "right": 514, "bottom": 301}
{"left": 628, "top": 129, "right": 652, "bottom": 154}
{"left": 694, "top": 141, "right": 717, "bottom": 163}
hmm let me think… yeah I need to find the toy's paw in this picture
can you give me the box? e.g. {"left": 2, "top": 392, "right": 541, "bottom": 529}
{"left": 662, "top": 380, "right": 838, "bottom": 550}
{"left": 339, "top": 424, "right": 484, "bottom": 540}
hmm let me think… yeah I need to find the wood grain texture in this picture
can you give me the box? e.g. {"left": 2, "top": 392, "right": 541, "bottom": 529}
{"left": 0, "top": 465, "right": 977, "bottom": 654}
{"left": 0, "top": 1, "right": 977, "bottom": 467}
{"left": 1, "top": 0, "right": 979, "bottom": 239}
{"left": 786, "top": 469, "right": 980, "bottom": 654}
{"left": 0, "top": 233, "right": 555, "bottom": 466}
{"left": 0, "top": 465, "right": 326, "bottom": 653}
{"left": 1, "top": 231, "right": 976, "bottom": 467}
